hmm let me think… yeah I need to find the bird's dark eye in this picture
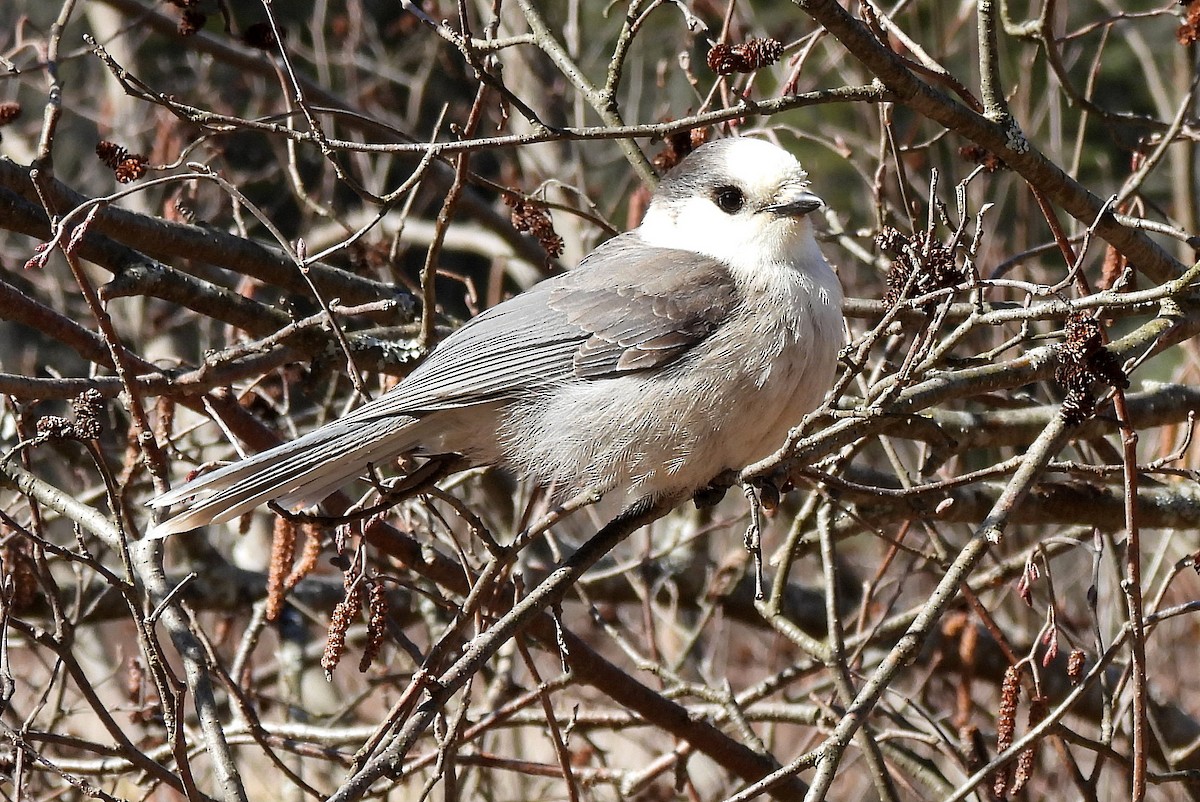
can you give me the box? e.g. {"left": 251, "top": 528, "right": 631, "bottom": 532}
{"left": 714, "top": 185, "right": 745, "bottom": 214}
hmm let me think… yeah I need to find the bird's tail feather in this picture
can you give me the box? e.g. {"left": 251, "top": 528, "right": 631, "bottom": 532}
{"left": 147, "top": 414, "right": 424, "bottom": 538}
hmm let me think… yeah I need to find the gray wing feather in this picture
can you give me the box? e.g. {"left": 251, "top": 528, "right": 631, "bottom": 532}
{"left": 148, "top": 415, "right": 420, "bottom": 537}
{"left": 548, "top": 238, "right": 739, "bottom": 379}
{"left": 344, "top": 233, "right": 739, "bottom": 413}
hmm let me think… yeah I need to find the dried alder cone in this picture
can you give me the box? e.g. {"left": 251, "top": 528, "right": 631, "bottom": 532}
{"left": 706, "top": 37, "right": 784, "bottom": 75}
{"left": 1054, "top": 312, "right": 1129, "bottom": 426}
{"left": 72, "top": 389, "right": 105, "bottom": 439}
{"left": 505, "top": 195, "right": 564, "bottom": 258}
{"left": 178, "top": 9, "right": 207, "bottom": 35}
{"left": 34, "top": 389, "right": 105, "bottom": 442}
{"left": 1067, "top": 648, "right": 1086, "bottom": 684}
{"left": 96, "top": 140, "right": 148, "bottom": 183}
{"left": 878, "top": 227, "right": 966, "bottom": 311}
{"left": 164, "top": 0, "right": 207, "bottom": 36}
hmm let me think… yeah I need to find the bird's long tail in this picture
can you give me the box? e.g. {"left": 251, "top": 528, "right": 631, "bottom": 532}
{"left": 147, "top": 413, "right": 427, "bottom": 538}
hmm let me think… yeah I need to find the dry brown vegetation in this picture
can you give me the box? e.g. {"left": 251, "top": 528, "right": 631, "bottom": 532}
{"left": 2, "top": 1, "right": 1200, "bottom": 800}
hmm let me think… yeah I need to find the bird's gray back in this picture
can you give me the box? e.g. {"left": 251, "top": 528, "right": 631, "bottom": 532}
{"left": 347, "top": 233, "right": 741, "bottom": 422}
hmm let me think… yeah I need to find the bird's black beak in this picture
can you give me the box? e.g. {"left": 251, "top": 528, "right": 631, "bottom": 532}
{"left": 765, "top": 191, "right": 824, "bottom": 217}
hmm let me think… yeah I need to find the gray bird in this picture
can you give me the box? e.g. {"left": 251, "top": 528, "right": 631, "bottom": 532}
{"left": 148, "top": 137, "right": 844, "bottom": 537}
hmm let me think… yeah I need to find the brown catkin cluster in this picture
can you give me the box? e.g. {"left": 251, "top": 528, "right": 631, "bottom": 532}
{"left": 1180, "top": 0, "right": 1200, "bottom": 45}
{"left": 1055, "top": 312, "right": 1129, "bottom": 426}
{"left": 877, "top": 227, "right": 965, "bottom": 310}
{"left": 266, "top": 518, "right": 298, "bottom": 622}
{"left": 96, "top": 140, "right": 148, "bottom": 183}
{"left": 35, "top": 390, "right": 105, "bottom": 442}
{"left": 653, "top": 128, "right": 711, "bottom": 173}
{"left": 358, "top": 578, "right": 390, "bottom": 672}
{"left": 993, "top": 663, "right": 1022, "bottom": 798}
{"left": 71, "top": 389, "right": 104, "bottom": 440}
{"left": 284, "top": 525, "right": 323, "bottom": 591}
{"left": 1011, "top": 695, "right": 1048, "bottom": 794}
{"left": 706, "top": 38, "right": 785, "bottom": 75}
{"left": 321, "top": 581, "right": 363, "bottom": 680}
{"left": 505, "top": 196, "right": 564, "bottom": 258}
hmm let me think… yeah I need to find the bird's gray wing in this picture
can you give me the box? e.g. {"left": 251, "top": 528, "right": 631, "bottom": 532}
{"left": 346, "top": 234, "right": 739, "bottom": 417}
{"left": 548, "top": 237, "right": 738, "bottom": 378}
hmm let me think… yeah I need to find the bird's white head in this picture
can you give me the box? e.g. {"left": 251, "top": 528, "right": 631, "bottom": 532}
{"left": 637, "top": 137, "right": 825, "bottom": 277}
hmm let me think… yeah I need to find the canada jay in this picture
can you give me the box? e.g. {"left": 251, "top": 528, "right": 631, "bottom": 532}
{"left": 148, "top": 137, "right": 844, "bottom": 537}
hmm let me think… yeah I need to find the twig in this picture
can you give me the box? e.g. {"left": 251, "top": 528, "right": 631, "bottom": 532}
{"left": 328, "top": 494, "right": 679, "bottom": 802}
{"left": 514, "top": 0, "right": 656, "bottom": 187}
{"left": 977, "top": 0, "right": 1010, "bottom": 122}
{"left": 419, "top": 90, "right": 484, "bottom": 351}
{"left": 732, "top": 415, "right": 1072, "bottom": 801}
{"left": 791, "top": 0, "right": 1184, "bottom": 284}
{"left": 32, "top": 0, "right": 78, "bottom": 170}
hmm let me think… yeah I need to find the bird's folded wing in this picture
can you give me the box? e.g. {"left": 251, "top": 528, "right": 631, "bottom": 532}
{"left": 549, "top": 253, "right": 737, "bottom": 377}
{"left": 342, "top": 234, "right": 741, "bottom": 421}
